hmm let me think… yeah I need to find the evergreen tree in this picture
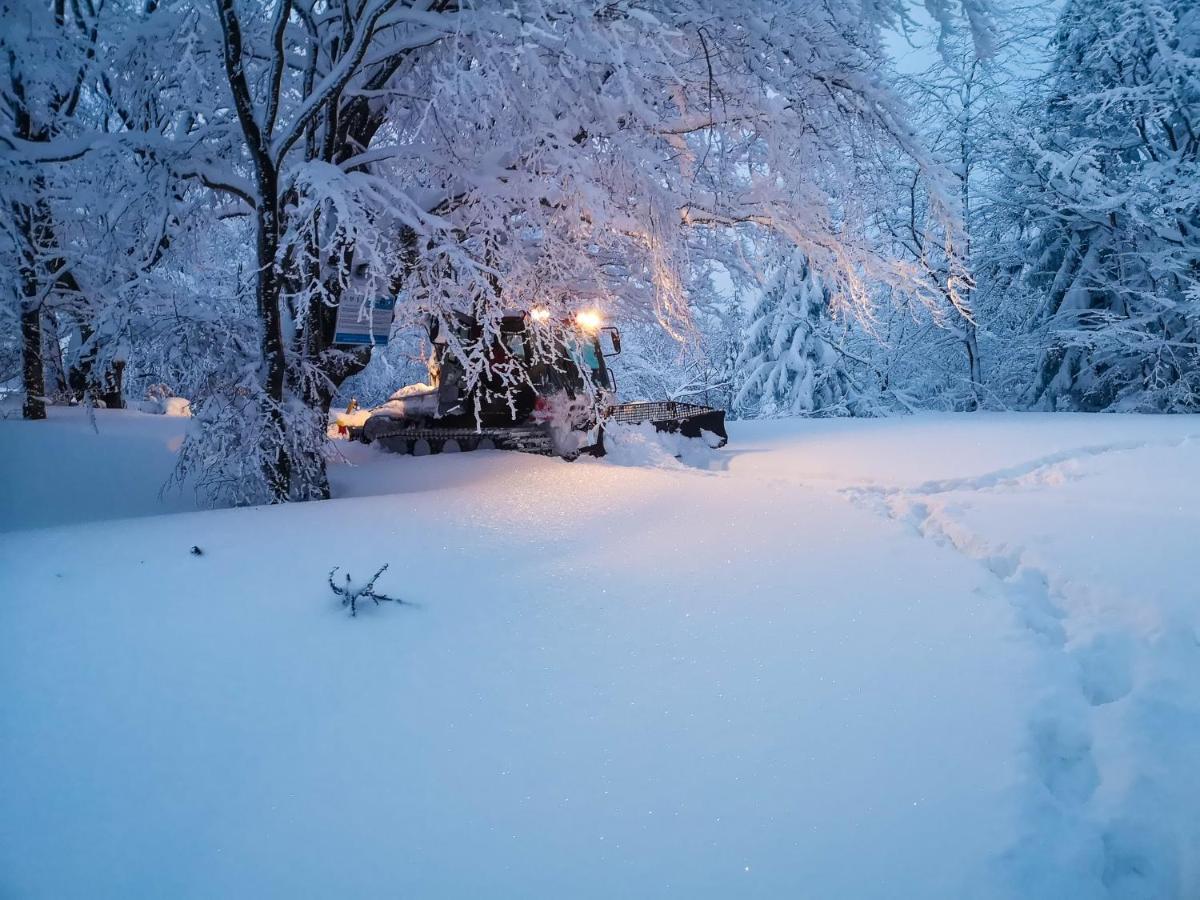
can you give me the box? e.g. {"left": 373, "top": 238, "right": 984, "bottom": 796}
{"left": 734, "top": 253, "right": 868, "bottom": 418}
{"left": 1012, "top": 0, "right": 1200, "bottom": 411}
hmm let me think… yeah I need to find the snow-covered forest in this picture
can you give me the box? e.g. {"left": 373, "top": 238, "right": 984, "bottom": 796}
{"left": 3, "top": 1, "right": 1200, "bottom": 898}
{"left": 4, "top": 0, "right": 1196, "bottom": 501}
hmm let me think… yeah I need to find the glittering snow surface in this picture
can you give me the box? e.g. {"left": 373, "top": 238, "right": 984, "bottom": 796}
{"left": 2, "top": 408, "right": 1198, "bottom": 898}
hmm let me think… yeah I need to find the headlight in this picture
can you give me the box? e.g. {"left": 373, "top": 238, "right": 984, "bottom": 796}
{"left": 575, "top": 310, "right": 602, "bottom": 331}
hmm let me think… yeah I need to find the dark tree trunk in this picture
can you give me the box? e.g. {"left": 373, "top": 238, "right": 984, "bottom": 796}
{"left": 67, "top": 344, "right": 127, "bottom": 409}
{"left": 15, "top": 201, "right": 47, "bottom": 420}
{"left": 66, "top": 321, "right": 96, "bottom": 403}
{"left": 43, "top": 312, "right": 70, "bottom": 401}
{"left": 217, "top": 0, "right": 292, "bottom": 501}
{"left": 963, "top": 322, "right": 982, "bottom": 411}
{"left": 55, "top": 269, "right": 124, "bottom": 408}
{"left": 11, "top": 85, "right": 47, "bottom": 420}
{"left": 256, "top": 181, "right": 287, "bottom": 409}
{"left": 215, "top": 0, "right": 434, "bottom": 501}
{"left": 99, "top": 360, "right": 126, "bottom": 409}
{"left": 8, "top": 8, "right": 106, "bottom": 420}
{"left": 256, "top": 186, "right": 291, "bottom": 500}
{"left": 20, "top": 296, "right": 46, "bottom": 420}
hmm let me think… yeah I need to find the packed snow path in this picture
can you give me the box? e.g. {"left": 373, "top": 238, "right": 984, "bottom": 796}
{"left": 2, "top": 411, "right": 1198, "bottom": 898}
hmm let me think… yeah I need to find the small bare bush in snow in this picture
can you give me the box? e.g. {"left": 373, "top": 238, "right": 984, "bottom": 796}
{"left": 329, "top": 564, "right": 403, "bottom": 618}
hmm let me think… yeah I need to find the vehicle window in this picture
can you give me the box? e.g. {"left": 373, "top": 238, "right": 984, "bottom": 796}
{"left": 575, "top": 339, "right": 600, "bottom": 372}
{"left": 504, "top": 333, "right": 526, "bottom": 357}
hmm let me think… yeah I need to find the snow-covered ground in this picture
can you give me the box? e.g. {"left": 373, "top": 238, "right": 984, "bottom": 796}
{"left": 2, "top": 409, "right": 1198, "bottom": 898}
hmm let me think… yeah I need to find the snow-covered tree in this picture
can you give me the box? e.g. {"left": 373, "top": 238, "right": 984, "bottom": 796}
{"left": 734, "top": 252, "right": 870, "bottom": 418}
{"left": 171, "top": 0, "right": 998, "bottom": 500}
{"left": 0, "top": 0, "right": 98, "bottom": 419}
{"left": 871, "top": 2, "right": 1056, "bottom": 411}
{"left": 1005, "top": 0, "right": 1200, "bottom": 411}
{"left": 3, "top": 0, "right": 1000, "bottom": 501}
{"left": 1, "top": 0, "right": 212, "bottom": 416}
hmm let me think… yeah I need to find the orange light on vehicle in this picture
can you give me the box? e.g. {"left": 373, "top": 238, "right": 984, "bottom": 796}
{"left": 575, "top": 310, "right": 602, "bottom": 331}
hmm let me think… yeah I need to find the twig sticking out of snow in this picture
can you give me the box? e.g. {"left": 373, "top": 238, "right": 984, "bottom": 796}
{"left": 329, "top": 564, "right": 402, "bottom": 617}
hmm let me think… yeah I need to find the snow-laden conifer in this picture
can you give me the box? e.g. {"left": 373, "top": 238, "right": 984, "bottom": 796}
{"left": 734, "top": 254, "right": 868, "bottom": 418}
{"left": 1010, "top": 0, "right": 1200, "bottom": 410}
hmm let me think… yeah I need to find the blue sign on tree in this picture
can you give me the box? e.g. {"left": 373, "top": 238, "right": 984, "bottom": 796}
{"left": 333, "top": 296, "right": 397, "bottom": 346}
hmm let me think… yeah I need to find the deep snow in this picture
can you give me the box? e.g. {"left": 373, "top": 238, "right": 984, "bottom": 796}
{"left": 1, "top": 409, "right": 1198, "bottom": 898}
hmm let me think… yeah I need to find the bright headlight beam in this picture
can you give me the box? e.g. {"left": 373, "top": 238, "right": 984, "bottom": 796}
{"left": 575, "top": 310, "right": 602, "bottom": 331}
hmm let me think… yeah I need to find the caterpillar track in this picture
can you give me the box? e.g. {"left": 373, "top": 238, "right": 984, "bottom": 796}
{"left": 357, "top": 420, "right": 561, "bottom": 457}
{"left": 355, "top": 400, "right": 729, "bottom": 459}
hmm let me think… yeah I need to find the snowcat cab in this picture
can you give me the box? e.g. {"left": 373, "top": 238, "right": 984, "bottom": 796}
{"left": 352, "top": 308, "right": 727, "bottom": 459}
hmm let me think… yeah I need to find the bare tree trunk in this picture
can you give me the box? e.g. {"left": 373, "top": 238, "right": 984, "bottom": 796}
{"left": 53, "top": 266, "right": 126, "bottom": 408}
{"left": 20, "top": 295, "right": 46, "bottom": 420}
{"left": 959, "top": 62, "right": 982, "bottom": 411}
{"left": 256, "top": 181, "right": 287, "bottom": 408}
{"left": 256, "top": 183, "right": 291, "bottom": 499}
{"left": 215, "top": 0, "right": 418, "bottom": 500}
{"left": 963, "top": 325, "right": 982, "bottom": 410}
{"left": 66, "top": 320, "right": 96, "bottom": 404}
{"left": 8, "top": 2, "right": 115, "bottom": 419}
{"left": 15, "top": 202, "right": 48, "bottom": 420}
{"left": 99, "top": 360, "right": 126, "bottom": 409}
{"left": 42, "top": 312, "right": 70, "bottom": 400}
{"left": 11, "top": 77, "right": 47, "bottom": 420}
{"left": 217, "top": 0, "right": 292, "bottom": 500}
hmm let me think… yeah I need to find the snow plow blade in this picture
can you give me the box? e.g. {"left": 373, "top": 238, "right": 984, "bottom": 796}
{"left": 606, "top": 401, "right": 728, "bottom": 447}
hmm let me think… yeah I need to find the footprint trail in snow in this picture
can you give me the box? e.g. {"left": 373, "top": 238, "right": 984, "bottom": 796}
{"left": 843, "top": 436, "right": 1200, "bottom": 899}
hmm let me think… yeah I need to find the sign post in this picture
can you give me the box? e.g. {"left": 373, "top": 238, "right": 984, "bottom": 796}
{"left": 333, "top": 296, "right": 396, "bottom": 347}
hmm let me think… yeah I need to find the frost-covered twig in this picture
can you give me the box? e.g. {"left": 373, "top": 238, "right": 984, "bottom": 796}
{"left": 328, "top": 564, "right": 402, "bottom": 617}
